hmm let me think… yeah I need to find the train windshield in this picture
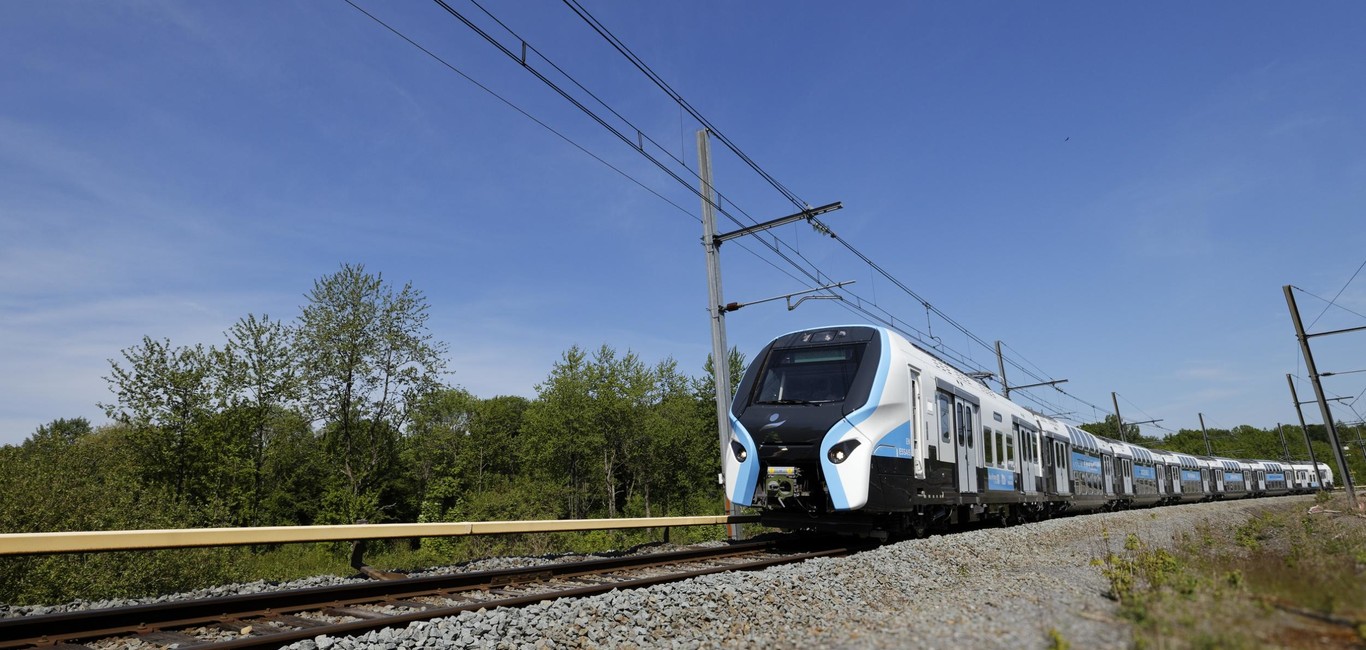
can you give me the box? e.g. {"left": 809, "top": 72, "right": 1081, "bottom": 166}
{"left": 752, "top": 344, "right": 864, "bottom": 405}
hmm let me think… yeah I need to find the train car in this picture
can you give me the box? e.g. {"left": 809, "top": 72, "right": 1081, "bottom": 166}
{"left": 1221, "top": 460, "right": 1250, "bottom": 499}
{"left": 1125, "top": 442, "right": 1165, "bottom": 507}
{"left": 1170, "top": 453, "right": 1206, "bottom": 503}
{"left": 1288, "top": 461, "right": 1320, "bottom": 493}
{"left": 1196, "top": 456, "right": 1225, "bottom": 499}
{"left": 1257, "top": 461, "right": 1291, "bottom": 497}
{"left": 1149, "top": 448, "right": 1183, "bottom": 505}
{"left": 725, "top": 325, "right": 1328, "bottom": 537}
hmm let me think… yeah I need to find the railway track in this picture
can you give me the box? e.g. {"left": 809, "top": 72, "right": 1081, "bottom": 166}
{"left": 0, "top": 540, "right": 853, "bottom": 649}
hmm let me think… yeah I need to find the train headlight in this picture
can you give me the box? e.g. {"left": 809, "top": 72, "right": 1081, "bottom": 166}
{"left": 730, "top": 439, "right": 748, "bottom": 462}
{"left": 827, "top": 438, "right": 861, "bottom": 464}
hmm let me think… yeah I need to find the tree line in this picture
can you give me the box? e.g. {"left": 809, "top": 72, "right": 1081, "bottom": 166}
{"left": 0, "top": 264, "right": 742, "bottom": 541}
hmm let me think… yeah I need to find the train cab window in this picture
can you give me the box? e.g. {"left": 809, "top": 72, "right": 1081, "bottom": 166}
{"left": 752, "top": 345, "right": 864, "bottom": 404}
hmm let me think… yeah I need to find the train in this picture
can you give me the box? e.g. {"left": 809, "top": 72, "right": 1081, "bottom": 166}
{"left": 723, "top": 325, "right": 1332, "bottom": 538}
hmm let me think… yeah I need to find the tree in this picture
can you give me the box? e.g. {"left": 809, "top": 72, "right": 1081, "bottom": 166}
{"left": 0, "top": 422, "right": 235, "bottom": 604}
{"left": 403, "top": 387, "right": 478, "bottom": 523}
{"left": 25, "top": 417, "right": 92, "bottom": 449}
{"left": 624, "top": 358, "right": 712, "bottom": 517}
{"left": 522, "top": 345, "right": 598, "bottom": 519}
{"left": 295, "top": 263, "right": 449, "bottom": 524}
{"left": 220, "top": 314, "right": 300, "bottom": 525}
{"left": 100, "top": 337, "right": 226, "bottom": 510}
{"left": 467, "top": 395, "right": 529, "bottom": 491}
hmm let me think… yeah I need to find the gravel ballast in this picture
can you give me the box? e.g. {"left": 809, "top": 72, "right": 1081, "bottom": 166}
{"left": 284, "top": 497, "right": 1303, "bottom": 649}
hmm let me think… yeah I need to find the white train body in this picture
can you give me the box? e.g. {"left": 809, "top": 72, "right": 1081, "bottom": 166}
{"left": 725, "top": 325, "right": 1329, "bottom": 535}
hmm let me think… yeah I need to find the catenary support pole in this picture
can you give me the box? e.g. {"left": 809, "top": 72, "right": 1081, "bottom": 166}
{"left": 1199, "top": 413, "right": 1213, "bottom": 456}
{"left": 996, "top": 340, "right": 1009, "bottom": 399}
{"left": 1287, "top": 374, "right": 1323, "bottom": 488}
{"left": 698, "top": 129, "right": 740, "bottom": 539}
{"left": 1284, "top": 285, "right": 1358, "bottom": 511}
{"left": 1276, "top": 423, "right": 1290, "bottom": 462}
{"left": 1112, "top": 392, "right": 1126, "bottom": 443}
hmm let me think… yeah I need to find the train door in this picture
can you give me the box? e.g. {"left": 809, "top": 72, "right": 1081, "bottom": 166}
{"left": 954, "top": 398, "right": 979, "bottom": 494}
{"left": 1121, "top": 459, "right": 1133, "bottom": 495}
{"left": 909, "top": 368, "right": 924, "bottom": 480}
{"left": 1102, "top": 455, "right": 1114, "bottom": 496}
{"left": 1052, "top": 439, "right": 1069, "bottom": 494}
{"left": 1019, "top": 426, "right": 1038, "bottom": 494}
{"left": 936, "top": 392, "right": 953, "bottom": 488}
{"left": 1215, "top": 469, "right": 1225, "bottom": 493}
{"left": 1155, "top": 464, "right": 1166, "bottom": 497}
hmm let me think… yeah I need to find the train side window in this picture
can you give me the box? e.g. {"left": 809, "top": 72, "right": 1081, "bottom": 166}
{"left": 954, "top": 401, "right": 964, "bottom": 446}
{"left": 965, "top": 407, "right": 975, "bottom": 448}
{"left": 938, "top": 393, "right": 952, "bottom": 444}
{"left": 1005, "top": 434, "right": 1015, "bottom": 470}
{"left": 984, "top": 427, "right": 995, "bottom": 467}
{"left": 967, "top": 406, "right": 978, "bottom": 447}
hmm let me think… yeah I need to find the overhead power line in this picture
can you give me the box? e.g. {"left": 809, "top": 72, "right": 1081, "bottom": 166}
{"left": 358, "top": 0, "right": 1118, "bottom": 424}
{"left": 1307, "top": 258, "right": 1366, "bottom": 330}
{"left": 558, "top": 0, "right": 811, "bottom": 213}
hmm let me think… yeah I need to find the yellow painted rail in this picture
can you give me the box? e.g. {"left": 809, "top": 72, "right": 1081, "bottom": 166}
{"left": 0, "top": 515, "right": 759, "bottom": 556}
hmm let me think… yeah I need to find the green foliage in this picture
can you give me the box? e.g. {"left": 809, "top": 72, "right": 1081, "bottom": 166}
{"left": 1, "top": 266, "right": 739, "bottom": 605}
{"left": 297, "top": 263, "right": 449, "bottom": 525}
{"left": 1045, "top": 627, "right": 1070, "bottom": 650}
{"left": 0, "top": 423, "right": 238, "bottom": 603}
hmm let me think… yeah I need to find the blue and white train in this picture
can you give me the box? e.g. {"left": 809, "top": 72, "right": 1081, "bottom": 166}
{"left": 724, "top": 325, "right": 1332, "bottom": 537}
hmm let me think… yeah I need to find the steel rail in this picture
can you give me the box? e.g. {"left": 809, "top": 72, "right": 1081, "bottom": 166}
{"left": 0, "top": 540, "right": 849, "bottom": 649}
{"left": 0, "top": 514, "right": 758, "bottom": 556}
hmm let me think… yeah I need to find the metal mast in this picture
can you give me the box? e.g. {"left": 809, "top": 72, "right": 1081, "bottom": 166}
{"left": 1287, "top": 374, "right": 1323, "bottom": 486}
{"left": 1284, "top": 285, "right": 1358, "bottom": 510}
{"left": 1199, "top": 413, "right": 1213, "bottom": 456}
{"left": 697, "top": 129, "right": 738, "bottom": 537}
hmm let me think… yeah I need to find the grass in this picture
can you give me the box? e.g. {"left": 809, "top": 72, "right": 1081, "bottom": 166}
{"left": 1096, "top": 494, "right": 1366, "bottom": 649}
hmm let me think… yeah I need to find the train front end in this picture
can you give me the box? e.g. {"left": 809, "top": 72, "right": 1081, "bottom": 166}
{"left": 724, "top": 326, "right": 892, "bottom": 527}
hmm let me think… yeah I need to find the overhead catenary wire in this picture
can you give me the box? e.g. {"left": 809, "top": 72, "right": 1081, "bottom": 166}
{"left": 340, "top": 0, "right": 881, "bottom": 330}
{"left": 1306, "top": 258, "right": 1366, "bottom": 330}
{"left": 537, "top": 0, "right": 1121, "bottom": 422}
{"left": 558, "top": 0, "right": 811, "bottom": 212}
{"left": 363, "top": 0, "right": 1123, "bottom": 425}
{"left": 1294, "top": 286, "right": 1366, "bottom": 325}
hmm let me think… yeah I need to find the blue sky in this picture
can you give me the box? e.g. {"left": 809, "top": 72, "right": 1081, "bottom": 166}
{"left": 3, "top": 1, "right": 1365, "bottom": 446}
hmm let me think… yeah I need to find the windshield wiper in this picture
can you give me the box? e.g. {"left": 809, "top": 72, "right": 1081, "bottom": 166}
{"left": 756, "top": 399, "right": 819, "bottom": 406}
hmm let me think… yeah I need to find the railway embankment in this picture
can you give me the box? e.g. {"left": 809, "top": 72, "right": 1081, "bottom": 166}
{"left": 5, "top": 495, "right": 1357, "bottom": 648}
{"left": 285, "top": 497, "right": 1329, "bottom": 649}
